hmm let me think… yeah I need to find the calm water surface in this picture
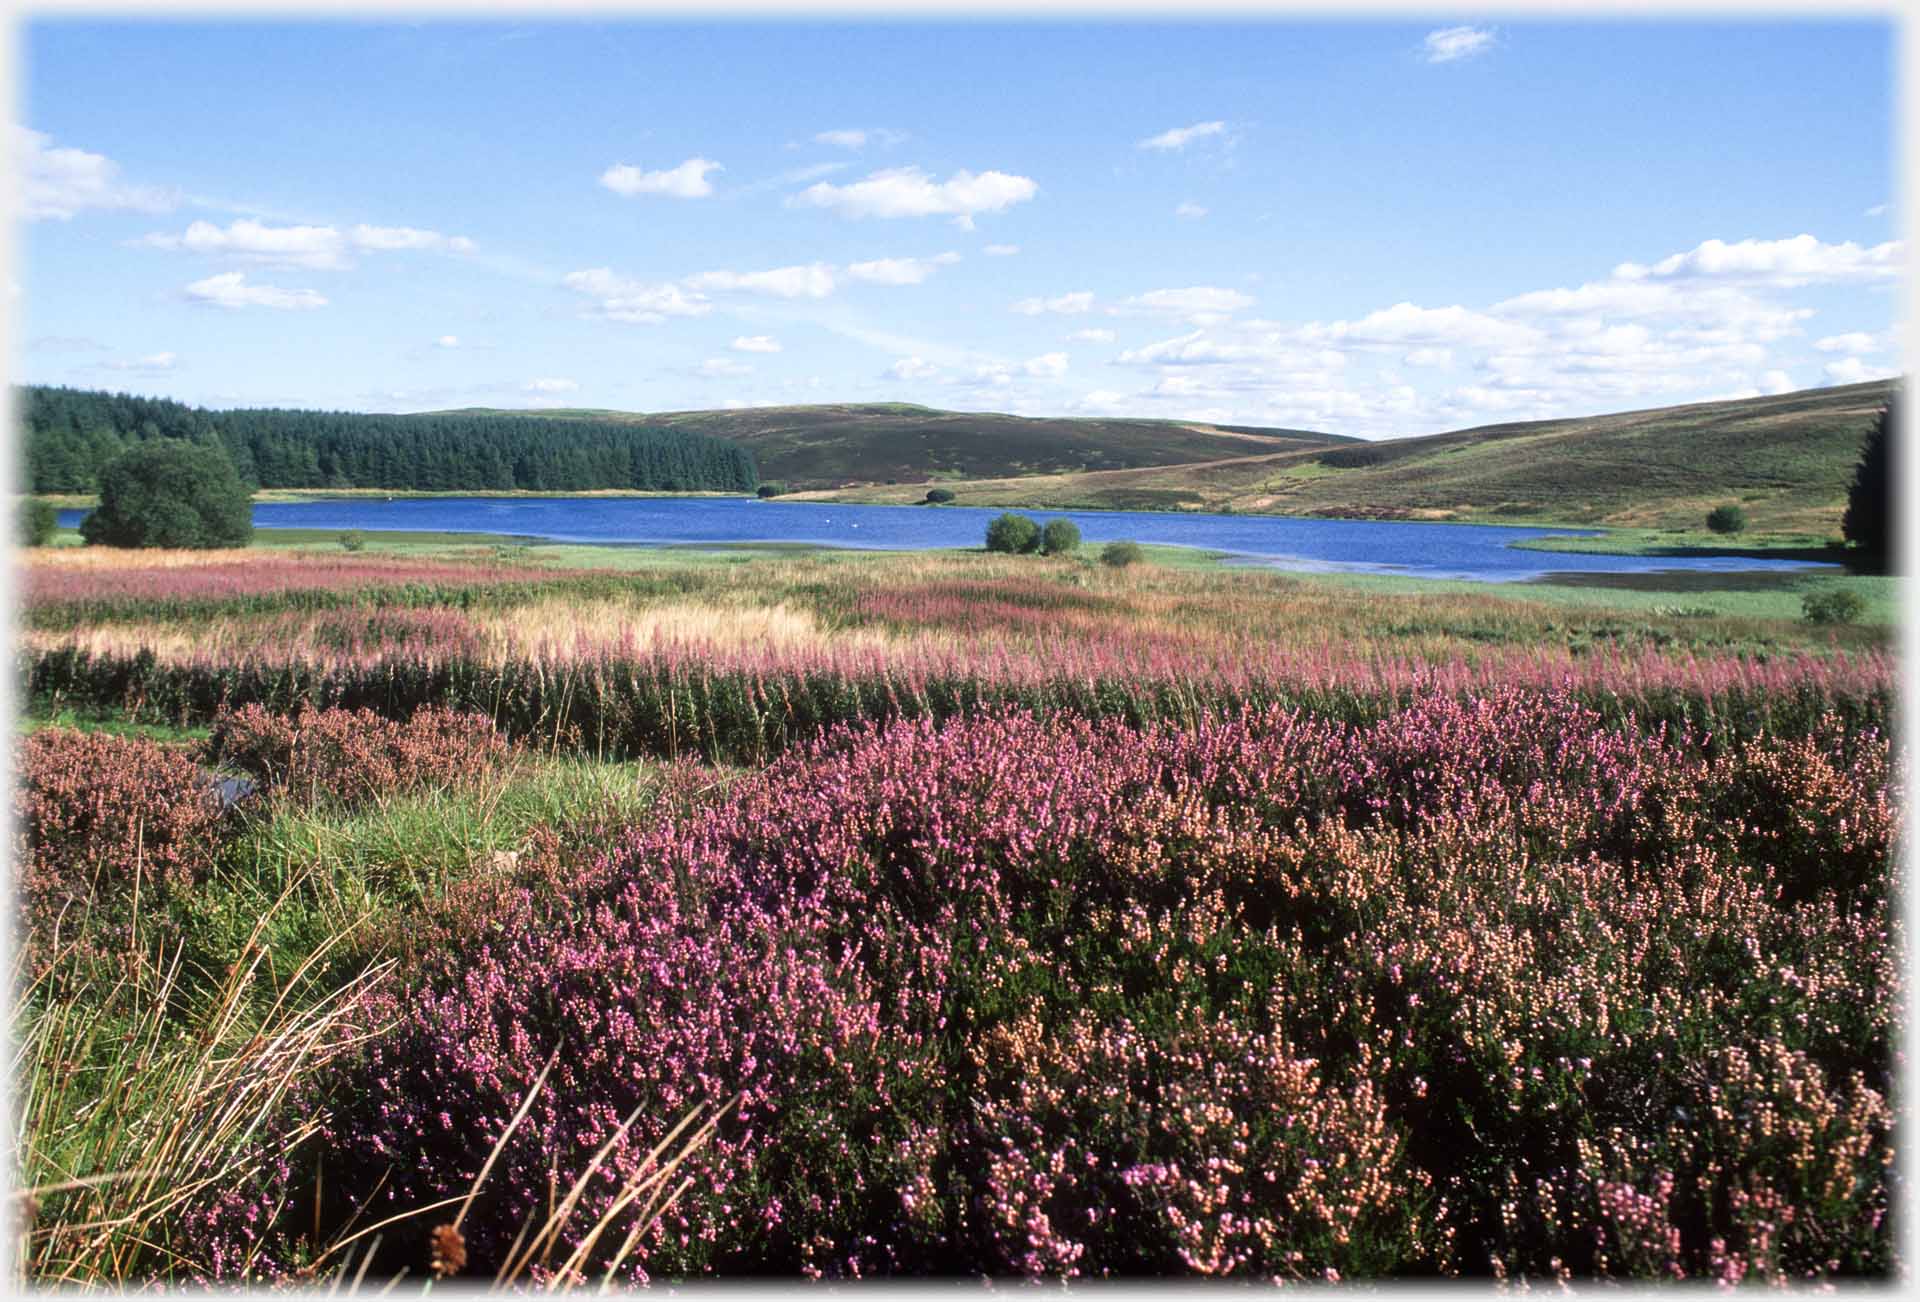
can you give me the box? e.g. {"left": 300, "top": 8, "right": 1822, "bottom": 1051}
{"left": 61, "top": 496, "right": 1838, "bottom": 584}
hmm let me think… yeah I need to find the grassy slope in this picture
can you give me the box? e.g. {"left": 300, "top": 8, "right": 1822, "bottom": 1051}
{"left": 796, "top": 381, "right": 1897, "bottom": 536}
{"left": 439, "top": 402, "right": 1350, "bottom": 489}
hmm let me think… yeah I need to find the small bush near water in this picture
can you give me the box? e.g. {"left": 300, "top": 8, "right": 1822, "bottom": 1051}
{"left": 985, "top": 512, "right": 1041, "bottom": 554}
{"left": 1101, "top": 540, "right": 1145, "bottom": 568}
{"left": 1040, "top": 518, "right": 1082, "bottom": 555}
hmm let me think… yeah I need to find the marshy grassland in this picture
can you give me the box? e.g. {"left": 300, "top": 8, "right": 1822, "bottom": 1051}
{"left": 12, "top": 532, "right": 1901, "bottom": 1285}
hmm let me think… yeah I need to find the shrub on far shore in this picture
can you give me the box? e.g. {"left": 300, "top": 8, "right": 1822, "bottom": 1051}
{"left": 756, "top": 483, "right": 787, "bottom": 499}
{"left": 1101, "top": 540, "right": 1145, "bottom": 568}
{"left": 924, "top": 488, "right": 956, "bottom": 504}
{"left": 1706, "top": 504, "right": 1747, "bottom": 535}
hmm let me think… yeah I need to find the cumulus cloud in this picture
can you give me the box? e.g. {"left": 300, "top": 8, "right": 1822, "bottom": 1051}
{"left": 1174, "top": 201, "right": 1208, "bottom": 220}
{"left": 563, "top": 268, "right": 713, "bottom": 324}
{"left": 139, "top": 218, "right": 476, "bottom": 269}
{"left": 697, "top": 357, "right": 753, "bottom": 378}
{"left": 140, "top": 219, "right": 349, "bottom": 270}
{"left": 1402, "top": 347, "right": 1455, "bottom": 368}
{"left": 887, "top": 357, "right": 940, "bottom": 381}
{"left": 600, "top": 157, "right": 722, "bottom": 199}
{"left": 1760, "top": 370, "right": 1797, "bottom": 394}
{"left": 1865, "top": 202, "right": 1890, "bottom": 218}
{"left": 352, "top": 224, "right": 477, "bottom": 254}
{"left": 1012, "top": 290, "right": 1096, "bottom": 316}
{"left": 437, "top": 335, "right": 460, "bottom": 349}
{"left": 1424, "top": 26, "right": 1496, "bottom": 64}
{"left": 1813, "top": 331, "right": 1881, "bottom": 354}
{"left": 814, "top": 127, "right": 907, "bottom": 150}
{"left": 1613, "top": 234, "right": 1903, "bottom": 288}
{"left": 984, "top": 244, "right": 1021, "bottom": 257}
{"left": 793, "top": 167, "right": 1037, "bottom": 220}
{"left": 16, "top": 126, "right": 175, "bottom": 220}
{"left": 1138, "top": 121, "right": 1227, "bottom": 152}
{"left": 1824, "top": 357, "right": 1899, "bottom": 385}
{"left": 1023, "top": 352, "right": 1069, "bottom": 378}
{"left": 687, "top": 262, "right": 837, "bottom": 299}
{"left": 846, "top": 252, "right": 960, "bottom": 285}
{"left": 184, "top": 271, "right": 326, "bottom": 310}
{"left": 1121, "top": 286, "right": 1255, "bottom": 321}
{"left": 732, "top": 335, "right": 782, "bottom": 353}
{"left": 1070, "top": 328, "right": 1117, "bottom": 343}
{"left": 524, "top": 377, "right": 579, "bottom": 394}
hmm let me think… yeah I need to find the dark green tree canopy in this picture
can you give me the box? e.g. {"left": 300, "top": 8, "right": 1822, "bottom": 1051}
{"left": 80, "top": 440, "right": 254, "bottom": 549}
{"left": 1842, "top": 397, "right": 1896, "bottom": 571}
{"left": 18, "top": 385, "right": 758, "bottom": 496}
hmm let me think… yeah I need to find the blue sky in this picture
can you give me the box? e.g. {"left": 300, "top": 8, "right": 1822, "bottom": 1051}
{"left": 12, "top": 18, "right": 1901, "bottom": 438}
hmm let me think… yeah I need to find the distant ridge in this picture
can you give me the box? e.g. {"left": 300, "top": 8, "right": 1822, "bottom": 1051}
{"left": 436, "top": 402, "right": 1353, "bottom": 489}
{"left": 791, "top": 380, "right": 1900, "bottom": 536}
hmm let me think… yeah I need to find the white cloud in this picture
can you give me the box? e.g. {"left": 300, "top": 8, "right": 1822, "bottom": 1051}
{"left": 1814, "top": 331, "right": 1880, "bottom": 355}
{"left": 887, "top": 357, "right": 940, "bottom": 381}
{"left": 184, "top": 271, "right": 326, "bottom": 310}
{"left": 1303, "top": 302, "right": 1537, "bottom": 351}
{"left": 1402, "top": 347, "right": 1455, "bottom": 368}
{"left": 1012, "top": 290, "right": 1096, "bottom": 316}
{"left": 813, "top": 127, "right": 907, "bottom": 150}
{"left": 1023, "top": 352, "right": 1069, "bottom": 378}
{"left": 1613, "top": 234, "right": 1903, "bottom": 288}
{"left": 102, "top": 351, "right": 178, "bottom": 372}
{"left": 793, "top": 167, "right": 1038, "bottom": 220}
{"left": 600, "top": 157, "right": 722, "bottom": 199}
{"left": 563, "top": 267, "right": 713, "bottom": 323}
{"left": 1424, "top": 26, "right": 1496, "bottom": 64}
{"left": 1866, "top": 202, "right": 1890, "bottom": 218}
{"left": 1069, "top": 328, "right": 1117, "bottom": 344}
{"left": 984, "top": 243, "right": 1020, "bottom": 257}
{"left": 732, "top": 335, "right": 782, "bottom": 353}
{"left": 16, "top": 126, "right": 175, "bottom": 220}
{"left": 846, "top": 252, "right": 960, "bottom": 285}
{"left": 141, "top": 219, "right": 349, "bottom": 269}
{"left": 437, "top": 335, "right": 460, "bottom": 349}
{"left": 1122, "top": 286, "right": 1255, "bottom": 319}
{"left": 352, "top": 223, "right": 475, "bottom": 254}
{"left": 1760, "top": 370, "right": 1797, "bottom": 394}
{"left": 697, "top": 357, "right": 753, "bottom": 378}
{"left": 525, "top": 377, "right": 579, "bottom": 394}
{"left": 1138, "top": 121, "right": 1227, "bottom": 152}
{"left": 1824, "top": 357, "right": 1899, "bottom": 385}
{"left": 688, "top": 262, "right": 837, "bottom": 299}
{"left": 140, "top": 218, "right": 475, "bottom": 269}
{"left": 1174, "top": 201, "right": 1208, "bottom": 220}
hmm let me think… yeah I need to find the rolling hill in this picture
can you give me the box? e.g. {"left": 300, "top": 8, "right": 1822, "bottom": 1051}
{"left": 790, "top": 381, "right": 1898, "bottom": 536}
{"left": 440, "top": 403, "right": 1352, "bottom": 489}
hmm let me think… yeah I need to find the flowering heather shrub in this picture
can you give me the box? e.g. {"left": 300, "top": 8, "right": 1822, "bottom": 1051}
{"left": 205, "top": 703, "right": 512, "bottom": 809}
{"left": 14, "top": 727, "right": 224, "bottom": 962}
{"left": 299, "top": 689, "right": 1897, "bottom": 1282}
